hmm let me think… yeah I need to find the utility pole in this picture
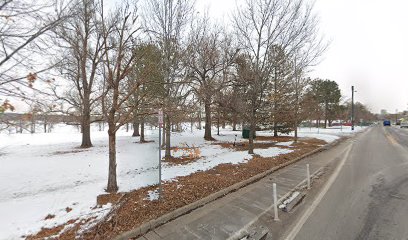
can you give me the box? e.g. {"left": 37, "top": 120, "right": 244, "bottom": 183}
{"left": 351, "top": 86, "right": 355, "bottom": 131}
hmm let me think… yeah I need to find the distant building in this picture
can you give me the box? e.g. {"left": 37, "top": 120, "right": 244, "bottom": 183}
{"left": 380, "top": 109, "right": 388, "bottom": 115}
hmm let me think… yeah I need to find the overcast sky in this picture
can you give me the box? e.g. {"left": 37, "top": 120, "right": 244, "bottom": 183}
{"left": 11, "top": 0, "right": 405, "bottom": 113}
{"left": 197, "top": 0, "right": 408, "bottom": 113}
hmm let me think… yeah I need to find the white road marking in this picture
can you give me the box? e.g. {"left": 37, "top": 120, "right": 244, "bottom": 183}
{"left": 284, "top": 143, "right": 353, "bottom": 240}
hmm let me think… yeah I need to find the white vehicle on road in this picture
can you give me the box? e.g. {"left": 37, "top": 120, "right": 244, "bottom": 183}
{"left": 400, "top": 121, "right": 408, "bottom": 128}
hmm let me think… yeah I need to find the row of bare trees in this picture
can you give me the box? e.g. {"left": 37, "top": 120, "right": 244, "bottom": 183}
{"left": 1, "top": 0, "right": 340, "bottom": 192}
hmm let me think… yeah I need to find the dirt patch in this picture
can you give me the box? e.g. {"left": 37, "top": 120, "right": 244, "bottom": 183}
{"left": 300, "top": 138, "right": 327, "bottom": 146}
{"left": 51, "top": 149, "right": 88, "bottom": 156}
{"left": 44, "top": 214, "right": 55, "bottom": 220}
{"left": 255, "top": 135, "right": 294, "bottom": 142}
{"left": 163, "top": 155, "right": 201, "bottom": 165}
{"left": 163, "top": 147, "right": 201, "bottom": 165}
{"left": 96, "top": 193, "right": 125, "bottom": 206}
{"left": 26, "top": 219, "right": 77, "bottom": 240}
{"left": 214, "top": 136, "right": 296, "bottom": 151}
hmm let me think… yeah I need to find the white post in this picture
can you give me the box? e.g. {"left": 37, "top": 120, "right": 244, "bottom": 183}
{"left": 158, "top": 125, "right": 162, "bottom": 199}
{"left": 273, "top": 183, "right": 279, "bottom": 221}
{"left": 307, "top": 164, "right": 311, "bottom": 189}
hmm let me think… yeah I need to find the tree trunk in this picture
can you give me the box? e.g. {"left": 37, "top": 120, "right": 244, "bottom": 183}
{"left": 273, "top": 121, "right": 278, "bottom": 137}
{"left": 232, "top": 113, "right": 237, "bottom": 131}
{"left": 132, "top": 118, "right": 140, "bottom": 137}
{"left": 294, "top": 110, "right": 299, "bottom": 143}
{"left": 31, "top": 117, "right": 35, "bottom": 134}
{"left": 107, "top": 129, "right": 118, "bottom": 193}
{"left": 190, "top": 116, "right": 194, "bottom": 133}
{"left": 198, "top": 109, "right": 202, "bottom": 130}
{"left": 43, "top": 121, "right": 47, "bottom": 133}
{"left": 81, "top": 119, "right": 92, "bottom": 148}
{"left": 248, "top": 108, "right": 256, "bottom": 154}
{"left": 165, "top": 115, "right": 171, "bottom": 158}
{"left": 273, "top": 68, "right": 278, "bottom": 137}
{"left": 324, "top": 101, "right": 328, "bottom": 128}
{"left": 140, "top": 117, "right": 145, "bottom": 142}
{"left": 294, "top": 90, "right": 299, "bottom": 143}
{"left": 80, "top": 98, "right": 92, "bottom": 148}
{"left": 204, "top": 100, "right": 213, "bottom": 140}
{"left": 19, "top": 120, "right": 23, "bottom": 133}
{"left": 294, "top": 124, "right": 298, "bottom": 142}
{"left": 217, "top": 113, "right": 220, "bottom": 136}
{"left": 161, "top": 120, "right": 166, "bottom": 148}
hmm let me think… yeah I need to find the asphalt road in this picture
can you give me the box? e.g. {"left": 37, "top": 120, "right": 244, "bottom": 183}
{"left": 287, "top": 125, "right": 408, "bottom": 240}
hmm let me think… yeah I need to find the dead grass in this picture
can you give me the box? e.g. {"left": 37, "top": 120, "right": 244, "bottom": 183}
{"left": 51, "top": 149, "right": 88, "bottom": 156}
{"left": 214, "top": 135, "right": 296, "bottom": 151}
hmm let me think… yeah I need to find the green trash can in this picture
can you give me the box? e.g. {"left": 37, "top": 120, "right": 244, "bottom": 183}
{"left": 242, "top": 126, "right": 256, "bottom": 139}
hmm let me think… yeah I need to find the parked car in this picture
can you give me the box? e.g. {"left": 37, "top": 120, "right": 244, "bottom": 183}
{"left": 383, "top": 120, "right": 391, "bottom": 126}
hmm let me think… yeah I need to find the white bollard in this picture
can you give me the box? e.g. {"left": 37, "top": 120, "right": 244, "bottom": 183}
{"left": 273, "top": 183, "right": 279, "bottom": 221}
{"left": 307, "top": 164, "right": 311, "bottom": 189}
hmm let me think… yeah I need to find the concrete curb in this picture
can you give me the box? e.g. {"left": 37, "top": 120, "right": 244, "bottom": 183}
{"left": 114, "top": 137, "right": 345, "bottom": 240}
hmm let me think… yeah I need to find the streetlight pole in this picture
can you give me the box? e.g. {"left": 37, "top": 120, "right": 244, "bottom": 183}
{"left": 351, "top": 86, "right": 355, "bottom": 131}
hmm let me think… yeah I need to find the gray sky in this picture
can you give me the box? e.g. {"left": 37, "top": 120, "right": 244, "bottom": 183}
{"left": 197, "top": 0, "right": 408, "bottom": 113}
{"left": 10, "top": 0, "right": 405, "bottom": 113}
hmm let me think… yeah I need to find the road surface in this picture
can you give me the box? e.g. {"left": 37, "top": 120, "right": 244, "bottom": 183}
{"left": 286, "top": 125, "right": 408, "bottom": 240}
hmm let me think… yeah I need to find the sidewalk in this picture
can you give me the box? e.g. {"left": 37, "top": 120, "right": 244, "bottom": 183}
{"left": 136, "top": 140, "right": 349, "bottom": 240}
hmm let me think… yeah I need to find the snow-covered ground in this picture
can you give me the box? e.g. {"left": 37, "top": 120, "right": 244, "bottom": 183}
{"left": 0, "top": 124, "right": 365, "bottom": 239}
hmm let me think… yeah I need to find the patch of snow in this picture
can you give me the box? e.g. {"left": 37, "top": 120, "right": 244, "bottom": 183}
{"left": 275, "top": 141, "right": 294, "bottom": 147}
{"left": 145, "top": 190, "right": 160, "bottom": 201}
{"left": 255, "top": 147, "right": 294, "bottom": 158}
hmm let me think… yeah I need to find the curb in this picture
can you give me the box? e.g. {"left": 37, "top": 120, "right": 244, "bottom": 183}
{"left": 114, "top": 137, "right": 345, "bottom": 240}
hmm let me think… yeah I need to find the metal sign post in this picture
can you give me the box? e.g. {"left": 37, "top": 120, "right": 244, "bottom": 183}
{"left": 158, "top": 110, "right": 163, "bottom": 199}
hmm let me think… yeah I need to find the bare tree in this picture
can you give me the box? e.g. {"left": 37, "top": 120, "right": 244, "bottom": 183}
{"left": 288, "top": 2, "right": 328, "bottom": 141}
{"left": 268, "top": 45, "right": 293, "bottom": 136}
{"left": 185, "top": 15, "right": 237, "bottom": 140}
{"left": 0, "top": 0, "right": 72, "bottom": 104}
{"left": 128, "top": 43, "right": 164, "bottom": 142}
{"left": 53, "top": 0, "right": 105, "bottom": 148}
{"left": 143, "top": 0, "right": 194, "bottom": 158}
{"left": 99, "top": 1, "right": 141, "bottom": 193}
{"left": 232, "top": 0, "right": 324, "bottom": 154}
